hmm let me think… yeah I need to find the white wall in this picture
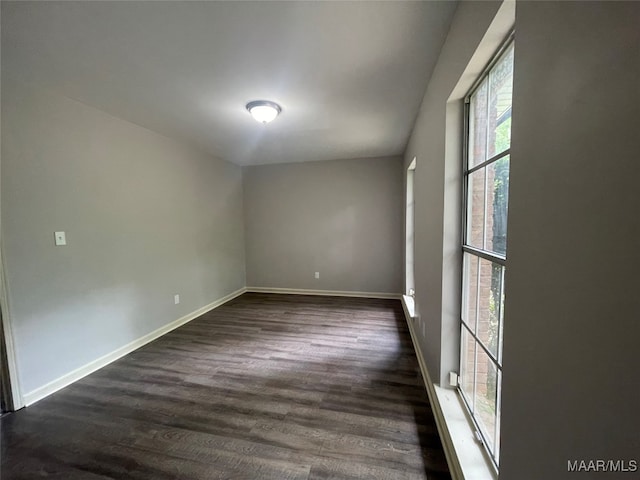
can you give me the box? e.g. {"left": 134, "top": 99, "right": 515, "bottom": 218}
{"left": 403, "top": 0, "right": 506, "bottom": 385}
{"left": 244, "top": 157, "right": 404, "bottom": 294}
{"left": 500, "top": 2, "right": 640, "bottom": 478}
{"left": 1, "top": 79, "right": 246, "bottom": 397}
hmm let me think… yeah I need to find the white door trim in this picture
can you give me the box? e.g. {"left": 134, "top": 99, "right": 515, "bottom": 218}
{"left": 0, "top": 243, "right": 24, "bottom": 409}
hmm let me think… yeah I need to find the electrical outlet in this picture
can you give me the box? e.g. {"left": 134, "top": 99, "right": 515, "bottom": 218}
{"left": 174, "top": 294, "right": 180, "bottom": 305}
{"left": 315, "top": 272, "right": 320, "bottom": 279}
{"left": 54, "top": 231, "right": 67, "bottom": 246}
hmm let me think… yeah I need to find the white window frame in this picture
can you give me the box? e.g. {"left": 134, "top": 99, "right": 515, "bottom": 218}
{"left": 459, "top": 33, "right": 514, "bottom": 468}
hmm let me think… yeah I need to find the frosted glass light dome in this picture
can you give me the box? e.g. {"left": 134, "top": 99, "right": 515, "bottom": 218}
{"left": 246, "top": 100, "right": 281, "bottom": 124}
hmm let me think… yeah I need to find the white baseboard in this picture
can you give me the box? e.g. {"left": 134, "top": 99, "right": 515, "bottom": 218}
{"left": 402, "top": 295, "right": 465, "bottom": 480}
{"left": 246, "top": 286, "right": 401, "bottom": 300}
{"left": 23, "top": 287, "right": 247, "bottom": 407}
{"left": 401, "top": 296, "right": 497, "bottom": 480}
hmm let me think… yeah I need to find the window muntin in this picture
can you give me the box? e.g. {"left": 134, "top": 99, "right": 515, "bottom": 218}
{"left": 460, "top": 36, "right": 513, "bottom": 468}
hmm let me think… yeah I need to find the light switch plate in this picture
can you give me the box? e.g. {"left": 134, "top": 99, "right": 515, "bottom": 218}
{"left": 54, "top": 231, "right": 67, "bottom": 246}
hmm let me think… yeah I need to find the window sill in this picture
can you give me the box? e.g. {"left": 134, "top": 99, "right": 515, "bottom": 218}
{"left": 403, "top": 294, "right": 416, "bottom": 318}
{"left": 401, "top": 295, "right": 497, "bottom": 480}
{"left": 433, "top": 385, "right": 497, "bottom": 480}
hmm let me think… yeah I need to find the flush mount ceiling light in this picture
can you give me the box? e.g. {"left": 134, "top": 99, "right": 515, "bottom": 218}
{"left": 246, "top": 100, "right": 281, "bottom": 124}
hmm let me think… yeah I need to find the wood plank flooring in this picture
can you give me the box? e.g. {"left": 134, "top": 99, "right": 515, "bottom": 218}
{"left": 1, "top": 293, "right": 450, "bottom": 479}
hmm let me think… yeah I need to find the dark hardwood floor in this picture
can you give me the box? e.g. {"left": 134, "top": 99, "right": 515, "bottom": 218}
{"left": 1, "top": 293, "right": 450, "bottom": 479}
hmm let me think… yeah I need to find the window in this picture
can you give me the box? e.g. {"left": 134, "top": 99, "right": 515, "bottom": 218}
{"left": 406, "top": 157, "right": 416, "bottom": 298}
{"left": 460, "top": 37, "right": 514, "bottom": 467}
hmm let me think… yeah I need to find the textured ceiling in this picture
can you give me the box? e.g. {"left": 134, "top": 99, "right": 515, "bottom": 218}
{"left": 2, "top": 1, "right": 458, "bottom": 166}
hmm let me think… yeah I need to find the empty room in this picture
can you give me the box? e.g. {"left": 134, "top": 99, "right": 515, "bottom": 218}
{"left": 1, "top": 1, "right": 638, "bottom": 479}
